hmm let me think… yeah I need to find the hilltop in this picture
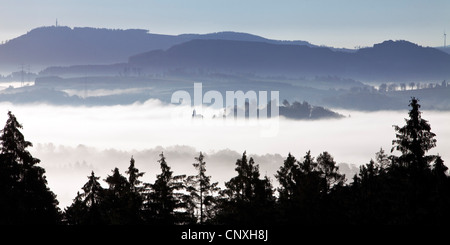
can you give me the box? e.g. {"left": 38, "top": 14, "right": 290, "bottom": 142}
{"left": 0, "top": 26, "right": 313, "bottom": 72}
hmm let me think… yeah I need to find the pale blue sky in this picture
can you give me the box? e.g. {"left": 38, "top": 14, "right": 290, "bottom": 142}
{"left": 0, "top": 0, "right": 449, "bottom": 48}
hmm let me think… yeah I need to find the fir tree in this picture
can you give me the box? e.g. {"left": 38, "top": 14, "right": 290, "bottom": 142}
{"left": 375, "top": 148, "right": 390, "bottom": 173}
{"left": 83, "top": 171, "right": 104, "bottom": 208}
{"left": 64, "top": 191, "right": 86, "bottom": 225}
{"left": 0, "top": 111, "right": 60, "bottom": 224}
{"left": 185, "top": 152, "right": 220, "bottom": 224}
{"left": 65, "top": 171, "right": 105, "bottom": 224}
{"left": 275, "top": 153, "right": 299, "bottom": 203}
{"left": 144, "top": 152, "right": 186, "bottom": 225}
{"left": 103, "top": 167, "right": 132, "bottom": 224}
{"left": 126, "top": 156, "right": 144, "bottom": 193}
{"left": 124, "top": 156, "right": 145, "bottom": 224}
{"left": 432, "top": 155, "right": 448, "bottom": 180}
{"left": 216, "top": 151, "right": 275, "bottom": 225}
{"left": 392, "top": 97, "right": 437, "bottom": 170}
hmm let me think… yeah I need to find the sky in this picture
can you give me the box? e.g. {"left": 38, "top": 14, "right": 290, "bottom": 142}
{"left": 0, "top": 0, "right": 449, "bottom": 48}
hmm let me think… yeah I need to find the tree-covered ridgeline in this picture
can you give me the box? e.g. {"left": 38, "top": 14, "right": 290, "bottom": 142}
{"left": 0, "top": 97, "right": 449, "bottom": 225}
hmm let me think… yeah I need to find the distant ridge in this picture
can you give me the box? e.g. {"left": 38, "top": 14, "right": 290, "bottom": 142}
{"left": 2, "top": 26, "right": 450, "bottom": 82}
{"left": 39, "top": 38, "right": 450, "bottom": 82}
{"left": 125, "top": 39, "right": 450, "bottom": 81}
{"left": 0, "top": 26, "right": 313, "bottom": 72}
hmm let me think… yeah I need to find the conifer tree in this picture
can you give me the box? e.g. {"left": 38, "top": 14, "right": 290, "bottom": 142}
{"left": 185, "top": 152, "right": 220, "bottom": 224}
{"left": 0, "top": 111, "right": 60, "bottom": 224}
{"left": 125, "top": 156, "right": 145, "bottom": 223}
{"left": 316, "top": 151, "right": 346, "bottom": 193}
{"left": 276, "top": 151, "right": 343, "bottom": 224}
{"left": 299, "top": 150, "right": 317, "bottom": 173}
{"left": 392, "top": 97, "right": 437, "bottom": 170}
{"left": 65, "top": 171, "right": 105, "bottom": 224}
{"left": 275, "top": 153, "right": 299, "bottom": 203}
{"left": 216, "top": 151, "right": 275, "bottom": 225}
{"left": 375, "top": 148, "right": 390, "bottom": 173}
{"left": 64, "top": 191, "right": 86, "bottom": 225}
{"left": 432, "top": 155, "right": 448, "bottom": 180}
{"left": 144, "top": 152, "right": 186, "bottom": 225}
{"left": 103, "top": 167, "right": 132, "bottom": 224}
{"left": 126, "top": 156, "right": 144, "bottom": 193}
{"left": 83, "top": 171, "right": 104, "bottom": 208}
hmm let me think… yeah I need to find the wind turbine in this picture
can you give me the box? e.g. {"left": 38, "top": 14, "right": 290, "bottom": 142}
{"left": 444, "top": 31, "right": 447, "bottom": 48}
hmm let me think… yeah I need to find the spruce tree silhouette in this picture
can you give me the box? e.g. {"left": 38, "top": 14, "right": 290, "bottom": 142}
{"left": 276, "top": 153, "right": 300, "bottom": 203}
{"left": 65, "top": 171, "right": 105, "bottom": 224}
{"left": 125, "top": 156, "right": 145, "bottom": 224}
{"left": 392, "top": 97, "right": 437, "bottom": 170}
{"left": 275, "top": 152, "right": 301, "bottom": 224}
{"left": 389, "top": 97, "right": 440, "bottom": 223}
{"left": 63, "top": 191, "right": 86, "bottom": 225}
{"left": 347, "top": 97, "right": 449, "bottom": 225}
{"left": 103, "top": 167, "right": 133, "bottom": 224}
{"left": 126, "top": 156, "right": 145, "bottom": 193}
{"left": 431, "top": 155, "right": 450, "bottom": 222}
{"left": 432, "top": 155, "right": 448, "bottom": 181}
{"left": 143, "top": 152, "right": 186, "bottom": 225}
{"left": 184, "top": 152, "right": 220, "bottom": 224}
{"left": 275, "top": 151, "right": 346, "bottom": 224}
{"left": 0, "top": 111, "right": 60, "bottom": 224}
{"left": 65, "top": 157, "right": 146, "bottom": 225}
{"left": 216, "top": 151, "right": 275, "bottom": 225}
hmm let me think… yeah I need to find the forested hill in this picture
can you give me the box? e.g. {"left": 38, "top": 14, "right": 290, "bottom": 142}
{"left": 0, "top": 26, "right": 313, "bottom": 72}
{"left": 38, "top": 38, "right": 450, "bottom": 82}
{"left": 127, "top": 39, "right": 450, "bottom": 81}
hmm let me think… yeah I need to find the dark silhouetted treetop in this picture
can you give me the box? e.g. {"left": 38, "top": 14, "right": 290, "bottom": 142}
{"left": 105, "top": 168, "right": 130, "bottom": 197}
{"left": 185, "top": 152, "right": 220, "bottom": 224}
{"left": 103, "top": 167, "right": 142, "bottom": 224}
{"left": 223, "top": 151, "right": 267, "bottom": 202}
{"left": 124, "top": 156, "right": 145, "bottom": 224}
{"left": 0, "top": 111, "right": 60, "bottom": 224}
{"left": 316, "top": 151, "right": 346, "bottom": 193}
{"left": 126, "top": 156, "right": 145, "bottom": 192}
{"left": 216, "top": 151, "right": 275, "bottom": 225}
{"left": 144, "top": 152, "right": 187, "bottom": 225}
{"left": 275, "top": 153, "right": 300, "bottom": 202}
{"left": 64, "top": 171, "right": 106, "bottom": 224}
{"left": 0, "top": 111, "right": 38, "bottom": 167}
{"left": 375, "top": 147, "right": 391, "bottom": 173}
{"left": 432, "top": 155, "right": 448, "bottom": 180}
{"left": 82, "top": 171, "right": 104, "bottom": 207}
{"left": 392, "top": 97, "right": 437, "bottom": 170}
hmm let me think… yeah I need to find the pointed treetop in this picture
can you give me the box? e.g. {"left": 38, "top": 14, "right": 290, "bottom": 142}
{"left": 392, "top": 97, "right": 437, "bottom": 169}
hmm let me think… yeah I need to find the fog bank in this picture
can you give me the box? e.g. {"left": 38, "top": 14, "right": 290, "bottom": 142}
{"left": 0, "top": 100, "right": 448, "bottom": 208}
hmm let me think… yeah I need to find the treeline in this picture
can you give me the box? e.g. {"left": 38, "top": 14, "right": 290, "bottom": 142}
{"left": 0, "top": 97, "right": 449, "bottom": 225}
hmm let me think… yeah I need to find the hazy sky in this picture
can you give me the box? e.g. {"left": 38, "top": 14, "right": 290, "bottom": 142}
{"left": 0, "top": 0, "right": 449, "bottom": 48}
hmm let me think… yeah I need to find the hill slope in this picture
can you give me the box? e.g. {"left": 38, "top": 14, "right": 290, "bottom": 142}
{"left": 127, "top": 39, "right": 450, "bottom": 81}
{"left": 0, "top": 26, "right": 313, "bottom": 72}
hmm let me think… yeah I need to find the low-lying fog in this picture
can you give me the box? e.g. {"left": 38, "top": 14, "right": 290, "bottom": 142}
{"left": 0, "top": 100, "right": 448, "bottom": 209}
